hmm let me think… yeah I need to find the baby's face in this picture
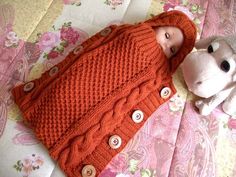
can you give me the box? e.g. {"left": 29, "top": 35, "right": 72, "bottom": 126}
{"left": 155, "top": 26, "right": 184, "bottom": 58}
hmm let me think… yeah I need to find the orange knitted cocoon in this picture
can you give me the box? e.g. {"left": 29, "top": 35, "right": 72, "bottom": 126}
{"left": 11, "top": 10, "right": 196, "bottom": 177}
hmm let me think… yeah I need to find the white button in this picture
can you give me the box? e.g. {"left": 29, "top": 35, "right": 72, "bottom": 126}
{"left": 100, "top": 27, "right": 112, "bottom": 36}
{"left": 132, "top": 110, "right": 144, "bottom": 123}
{"left": 49, "top": 66, "right": 59, "bottom": 76}
{"left": 73, "top": 45, "right": 83, "bottom": 55}
{"left": 109, "top": 135, "right": 122, "bottom": 149}
{"left": 23, "top": 82, "right": 34, "bottom": 92}
{"left": 160, "top": 87, "right": 171, "bottom": 99}
{"left": 81, "top": 165, "right": 96, "bottom": 177}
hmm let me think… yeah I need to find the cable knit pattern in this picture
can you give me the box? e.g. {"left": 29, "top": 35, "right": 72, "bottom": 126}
{"left": 58, "top": 69, "right": 163, "bottom": 167}
{"left": 11, "top": 11, "right": 197, "bottom": 177}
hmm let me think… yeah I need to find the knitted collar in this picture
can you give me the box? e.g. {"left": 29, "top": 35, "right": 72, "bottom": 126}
{"left": 143, "top": 10, "right": 197, "bottom": 74}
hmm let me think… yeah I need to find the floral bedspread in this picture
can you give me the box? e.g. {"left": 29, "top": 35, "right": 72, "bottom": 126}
{"left": 0, "top": 0, "right": 236, "bottom": 177}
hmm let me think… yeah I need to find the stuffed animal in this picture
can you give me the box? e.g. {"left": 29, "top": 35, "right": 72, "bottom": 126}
{"left": 181, "top": 35, "right": 236, "bottom": 116}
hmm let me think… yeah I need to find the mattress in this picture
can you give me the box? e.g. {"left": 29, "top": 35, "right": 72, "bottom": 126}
{"left": 0, "top": 0, "right": 236, "bottom": 177}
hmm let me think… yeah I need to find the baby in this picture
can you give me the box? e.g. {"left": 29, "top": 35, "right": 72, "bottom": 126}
{"left": 11, "top": 10, "right": 196, "bottom": 177}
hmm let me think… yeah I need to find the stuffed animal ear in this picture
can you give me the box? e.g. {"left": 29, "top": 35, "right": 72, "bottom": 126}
{"left": 195, "top": 36, "right": 218, "bottom": 49}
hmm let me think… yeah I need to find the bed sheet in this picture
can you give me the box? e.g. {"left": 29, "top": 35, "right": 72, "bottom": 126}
{"left": 0, "top": 0, "right": 236, "bottom": 177}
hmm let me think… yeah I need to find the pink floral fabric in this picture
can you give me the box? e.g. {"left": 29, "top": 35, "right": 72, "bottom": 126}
{"left": 13, "top": 154, "right": 44, "bottom": 177}
{"left": 228, "top": 118, "right": 236, "bottom": 130}
{"left": 0, "top": 0, "right": 236, "bottom": 177}
{"left": 38, "top": 32, "right": 60, "bottom": 51}
{"left": 104, "top": 0, "right": 124, "bottom": 10}
{"left": 63, "top": 0, "right": 81, "bottom": 6}
{"left": 201, "top": 0, "right": 236, "bottom": 37}
{"left": 13, "top": 121, "right": 39, "bottom": 146}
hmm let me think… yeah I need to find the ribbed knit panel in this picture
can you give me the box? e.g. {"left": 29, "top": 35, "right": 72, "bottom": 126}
{"left": 11, "top": 10, "right": 197, "bottom": 177}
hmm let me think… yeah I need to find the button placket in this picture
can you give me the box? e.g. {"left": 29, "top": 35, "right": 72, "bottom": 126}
{"left": 23, "top": 82, "right": 34, "bottom": 92}
{"left": 100, "top": 27, "right": 112, "bottom": 36}
{"left": 81, "top": 165, "right": 96, "bottom": 177}
{"left": 49, "top": 66, "right": 59, "bottom": 76}
{"left": 109, "top": 135, "right": 122, "bottom": 149}
{"left": 73, "top": 45, "right": 84, "bottom": 55}
{"left": 132, "top": 110, "right": 144, "bottom": 123}
{"left": 160, "top": 87, "right": 171, "bottom": 99}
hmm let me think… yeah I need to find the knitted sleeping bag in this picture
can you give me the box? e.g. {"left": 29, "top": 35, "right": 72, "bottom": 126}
{"left": 11, "top": 10, "right": 196, "bottom": 177}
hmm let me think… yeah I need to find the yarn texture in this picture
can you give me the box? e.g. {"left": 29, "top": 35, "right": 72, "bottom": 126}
{"left": 11, "top": 11, "right": 196, "bottom": 177}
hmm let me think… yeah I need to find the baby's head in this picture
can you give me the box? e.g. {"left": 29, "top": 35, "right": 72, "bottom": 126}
{"left": 155, "top": 26, "right": 184, "bottom": 58}
{"left": 144, "top": 10, "right": 197, "bottom": 73}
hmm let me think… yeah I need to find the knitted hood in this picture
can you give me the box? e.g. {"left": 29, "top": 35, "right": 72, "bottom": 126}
{"left": 144, "top": 10, "right": 197, "bottom": 73}
{"left": 11, "top": 10, "right": 196, "bottom": 177}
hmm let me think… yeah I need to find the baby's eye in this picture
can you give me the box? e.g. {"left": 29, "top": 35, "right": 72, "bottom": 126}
{"left": 170, "top": 47, "right": 175, "bottom": 54}
{"left": 165, "top": 32, "right": 170, "bottom": 39}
